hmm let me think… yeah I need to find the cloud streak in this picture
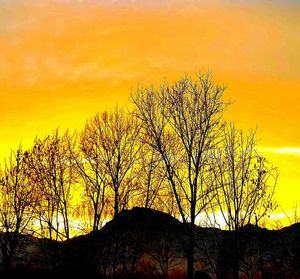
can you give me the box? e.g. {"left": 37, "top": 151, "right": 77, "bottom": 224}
{"left": 260, "top": 147, "right": 300, "bottom": 156}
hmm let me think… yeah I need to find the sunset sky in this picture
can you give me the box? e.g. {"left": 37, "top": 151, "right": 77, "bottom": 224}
{"left": 0, "top": 0, "right": 300, "bottom": 219}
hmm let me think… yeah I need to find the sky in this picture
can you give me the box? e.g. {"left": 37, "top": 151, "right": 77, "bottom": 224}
{"left": 0, "top": 0, "right": 300, "bottom": 218}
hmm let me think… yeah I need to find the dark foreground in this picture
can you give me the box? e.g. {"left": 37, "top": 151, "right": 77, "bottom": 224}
{"left": 1, "top": 207, "right": 300, "bottom": 279}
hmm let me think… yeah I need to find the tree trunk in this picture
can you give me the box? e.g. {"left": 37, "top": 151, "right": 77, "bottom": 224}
{"left": 187, "top": 229, "right": 195, "bottom": 279}
{"left": 233, "top": 230, "right": 239, "bottom": 279}
{"left": 187, "top": 212, "right": 195, "bottom": 279}
{"left": 114, "top": 189, "right": 119, "bottom": 217}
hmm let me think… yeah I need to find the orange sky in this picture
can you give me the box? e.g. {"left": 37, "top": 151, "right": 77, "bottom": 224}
{"left": 1, "top": 0, "right": 300, "bottom": 217}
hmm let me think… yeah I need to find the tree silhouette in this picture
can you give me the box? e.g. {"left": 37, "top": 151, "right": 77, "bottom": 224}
{"left": 27, "top": 130, "right": 77, "bottom": 241}
{"left": 0, "top": 147, "right": 38, "bottom": 272}
{"left": 209, "top": 123, "right": 278, "bottom": 279}
{"left": 132, "top": 72, "right": 227, "bottom": 279}
{"left": 84, "top": 108, "right": 142, "bottom": 218}
{"left": 74, "top": 124, "right": 110, "bottom": 232}
{"left": 135, "top": 145, "right": 167, "bottom": 210}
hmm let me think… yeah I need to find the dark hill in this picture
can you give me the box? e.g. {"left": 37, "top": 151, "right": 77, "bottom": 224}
{"left": 63, "top": 207, "right": 187, "bottom": 278}
{"left": 2, "top": 207, "right": 300, "bottom": 278}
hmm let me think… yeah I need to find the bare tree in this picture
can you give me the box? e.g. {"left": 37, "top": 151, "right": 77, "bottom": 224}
{"left": 0, "top": 147, "right": 38, "bottom": 272}
{"left": 77, "top": 122, "right": 110, "bottom": 231}
{"left": 209, "top": 123, "right": 277, "bottom": 279}
{"left": 135, "top": 145, "right": 166, "bottom": 209}
{"left": 84, "top": 108, "right": 142, "bottom": 218}
{"left": 132, "top": 72, "right": 227, "bottom": 279}
{"left": 28, "top": 130, "right": 77, "bottom": 241}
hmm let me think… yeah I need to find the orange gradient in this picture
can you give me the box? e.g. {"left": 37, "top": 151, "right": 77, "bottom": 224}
{"left": 0, "top": 1, "right": 300, "bottom": 216}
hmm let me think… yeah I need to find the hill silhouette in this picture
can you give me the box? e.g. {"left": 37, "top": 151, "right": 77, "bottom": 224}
{"left": 1, "top": 207, "right": 300, "bottom": 278}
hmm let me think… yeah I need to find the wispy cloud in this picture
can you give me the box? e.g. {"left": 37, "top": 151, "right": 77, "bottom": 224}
{"left": 268, "top": 213, "right": 291, "bottom": 220}
{"left": 259, "top": 147, "right": 300, "bottom": 156}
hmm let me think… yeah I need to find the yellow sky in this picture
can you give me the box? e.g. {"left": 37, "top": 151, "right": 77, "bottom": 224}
{"left": 1, "top": 0, "right": 300, "bottom": 214}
